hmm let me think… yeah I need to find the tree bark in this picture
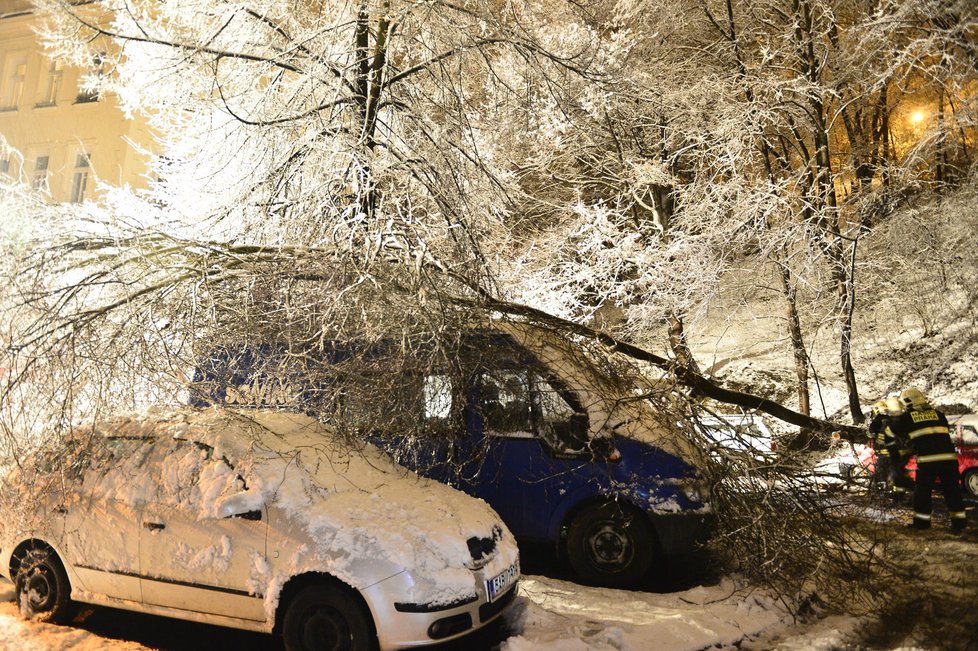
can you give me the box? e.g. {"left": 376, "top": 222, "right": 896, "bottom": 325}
{"left": 776, "top": 261, "right": 811, "bottom": 417}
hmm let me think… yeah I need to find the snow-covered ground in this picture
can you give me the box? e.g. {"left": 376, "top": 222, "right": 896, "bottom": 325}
{"left": 2, "top": 572, "right": 868, "bottom": 651}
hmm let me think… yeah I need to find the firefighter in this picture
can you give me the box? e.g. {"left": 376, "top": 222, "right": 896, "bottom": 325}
{"left": 869, "top": 395, "right": 913, "bottom": 500}
{"left": 888, "top": 388, "right": 966, "bottom": 532}
{"left": 867, "top": 399, "right": 894, "bottom": 491}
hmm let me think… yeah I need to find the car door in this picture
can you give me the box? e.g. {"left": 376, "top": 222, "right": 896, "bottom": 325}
{"left": 955, "top": 422, "right": 978, "bottom": 477}
{"left": 63, "top": 437, "right": 155, "bottom": 602}
{"left": 470, "top": 368, "right": 592, "bottom": 540}
{"left": 138, "top": 438, "right": 267, "bottom": 622}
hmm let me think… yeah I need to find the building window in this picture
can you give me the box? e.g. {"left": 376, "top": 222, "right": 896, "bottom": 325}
{"left": 75, "top": 52, "right": 106, "bottom": 103}
{"left": 38, "top": 59, "right": 63, "bottom": 107}
{"left": 32, "top": 155, "right": 50, "bottom": 193}
{"left": 1, "top": 53, "right": 28, "bottom": 110}
{"left": 70, "top": 152, "right": 91, "bottom": 203}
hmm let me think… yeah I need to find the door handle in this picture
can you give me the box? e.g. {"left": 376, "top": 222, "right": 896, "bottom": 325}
{"left": 143, "top": 522, "right": 166, "bottom": 531}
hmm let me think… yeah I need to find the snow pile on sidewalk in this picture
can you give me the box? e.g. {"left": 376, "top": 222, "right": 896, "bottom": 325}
{"left": 505, "top": 575, "right": 792, "bottom": 651}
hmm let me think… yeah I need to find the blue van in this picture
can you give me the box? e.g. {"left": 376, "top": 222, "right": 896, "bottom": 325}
{"left": 192, "top": 322, "right": 712, "bottom": 588}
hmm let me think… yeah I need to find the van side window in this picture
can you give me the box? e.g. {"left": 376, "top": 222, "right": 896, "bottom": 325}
{"left": 534, "top": 375, "right": 577, "bottom": 423}
{"left": 423, "top": 374, "right": 453, "bottom": 420}
{"left": 479, "top": 370, "right": 533, "bottom": 435}
{"left": 477, "top": 369, "right": 588, "bottom": 454}
{"left": 533, "top": 374, "right": 587, "bottom": 455}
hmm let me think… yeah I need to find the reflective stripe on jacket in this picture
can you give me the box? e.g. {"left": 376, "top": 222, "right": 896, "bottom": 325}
{"left": 888, "top": 407, "right": 956, "bottom": 462}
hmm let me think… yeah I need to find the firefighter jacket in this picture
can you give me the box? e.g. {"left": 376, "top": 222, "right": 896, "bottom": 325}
{"left": 867, "top": 413, "right": 893, "bottom": 456}
{"left": 888, "top": 407, "right": 957, "bottom": 465}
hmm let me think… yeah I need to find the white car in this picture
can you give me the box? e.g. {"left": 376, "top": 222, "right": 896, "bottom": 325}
{"left": 696, "top": 413, "right": 775, "bottom": 458}
{"left": 0, "top": 408, "right": 520, "bottom": 650}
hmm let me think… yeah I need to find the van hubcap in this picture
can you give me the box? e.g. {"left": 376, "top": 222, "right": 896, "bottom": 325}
{"left": 588, "top": 524, "right": 632, "bottom": 567}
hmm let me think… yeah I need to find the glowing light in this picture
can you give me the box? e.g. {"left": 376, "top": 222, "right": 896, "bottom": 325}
{"left": 911, "top": 110, "right": 926, "bottom": 124}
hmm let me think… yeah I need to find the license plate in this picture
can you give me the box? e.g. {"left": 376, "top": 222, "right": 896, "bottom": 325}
{"left": 486, "top": 560, "right": 519, "bottom": 602}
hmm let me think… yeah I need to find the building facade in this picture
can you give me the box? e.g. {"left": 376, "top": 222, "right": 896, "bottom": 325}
{"left": 0, "top": 0, "right": 152, "bottom": 203}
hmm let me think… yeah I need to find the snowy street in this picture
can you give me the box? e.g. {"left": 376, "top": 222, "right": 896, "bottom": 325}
{"left": 4, "top": 487, "right": 977, "bottom": 651}
{"left": 0, "top": 572, "right": 802, "bottom": 651}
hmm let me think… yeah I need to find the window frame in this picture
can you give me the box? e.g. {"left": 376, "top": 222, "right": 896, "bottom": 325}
{"left": 69, "top": 149, "right": 92, "bottom": 203}
{"left": 37, "top": 57, "right": 63, "bottom": 107}
{"left": 0, "top": 51, "right": 28, "bottom": 110}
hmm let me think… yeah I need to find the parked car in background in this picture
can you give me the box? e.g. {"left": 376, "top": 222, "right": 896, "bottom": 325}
{"left": 949, "top": 415, "right": 978, "bottom": 497}
{"left": 193, "top": 321, "right": 713, "bottom": 589}
{"left": 0, "top": 408, "right": 520, "bottom": 651}
{"left": 695, "top": 413, "right": 776, "bottom": 459}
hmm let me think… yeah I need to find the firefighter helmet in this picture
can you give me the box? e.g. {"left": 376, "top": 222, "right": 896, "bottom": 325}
{"left": 884, "top": 395, "right": 905, "bottom": 416}
{"left": 899, "top": 387, "right": 929, "bottom": 410}
{"left": 870, "top": 399, "right": 887, "bottom": 418}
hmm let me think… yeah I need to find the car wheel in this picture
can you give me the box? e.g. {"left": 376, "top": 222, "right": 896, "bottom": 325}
{"left": 15, "top": 547, "right": 73, "bottom": 623}
{"left": 281, "top": 583, "right": 376, "bottom": 651}
{"left": 963, "top": 469, "right": 978, "bottom": 499}
{"left": 566, "top": 502, "right": 655, "bottom": 588}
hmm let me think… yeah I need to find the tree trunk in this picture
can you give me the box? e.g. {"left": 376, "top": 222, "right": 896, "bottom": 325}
{"left": 667, "top": 312, "right": 700, "bottom": 374}
{"left": 776, "top": 261, "right": 810, "bottom": 417}
{"left": 837, "top": 243, "right": 863, "bottom": 423}
{"left": 790, "top": 0, "right": 862, "bottom": 423}
{"left": 467, "top": 293, "right": 867, "bottom": 441}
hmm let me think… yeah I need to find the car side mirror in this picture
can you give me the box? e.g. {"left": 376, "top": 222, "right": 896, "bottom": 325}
{"left": 217, "top": 493, "right": 263, "bottom": 521}
{"left": 549, "top": 414, "right": 591, "bottom": 458}
{"left": 233, "top": 509, "right": 263, "bottom": 521}
{"left": 588, "top": 434, "right": 621, "bottom": 462}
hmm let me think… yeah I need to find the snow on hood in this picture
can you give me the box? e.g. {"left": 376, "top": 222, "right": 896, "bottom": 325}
{"left": 92, "top": 407, "right": 516, "bottom": 605}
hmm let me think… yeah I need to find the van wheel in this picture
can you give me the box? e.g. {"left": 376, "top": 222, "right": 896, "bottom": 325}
{"left": 15, "top": 548, "right": 73, "bottom": 623}
{"left": 281, "top": 583, "right": 376, "bottom": 651}
{"left": 963, "top": 469, "right": 978, "bottom": 498}
{"left": 566, "top": 503, "right": 655, "bottom": 588}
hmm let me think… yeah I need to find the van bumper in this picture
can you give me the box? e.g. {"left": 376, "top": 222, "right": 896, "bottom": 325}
{"left": 649, "top": 511, "right": 713, "bottom": 555}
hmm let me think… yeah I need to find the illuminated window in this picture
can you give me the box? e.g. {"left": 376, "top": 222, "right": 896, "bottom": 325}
{"left": 70, "top": 152, "right": 91, "bottom": 203}
{"left": 39, "top": 59, "right": 63, "bottom": 106}
{"left": 32, "top": 155, "right": 50, "bottom": 193}
{"left": 1, "top": 53, "right": 28, "bottom": 109}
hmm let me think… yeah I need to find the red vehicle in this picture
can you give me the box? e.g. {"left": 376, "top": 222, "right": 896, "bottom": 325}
{"left": 903, "top": 414, "right": 978, "bottom": 498}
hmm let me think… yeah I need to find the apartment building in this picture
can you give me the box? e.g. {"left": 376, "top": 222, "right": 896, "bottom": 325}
{"left": 0, "top": 0, "right": 152, "bottom": 203}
